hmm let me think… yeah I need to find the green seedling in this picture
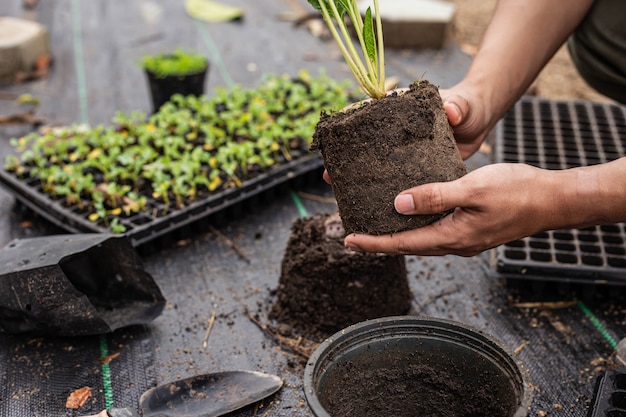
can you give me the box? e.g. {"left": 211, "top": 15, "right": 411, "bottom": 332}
{"left": 307, "top": 0, "right": 385, "bottom": 99}
{"left": 140, "top": 48, "right": 207, "bottom": 78}
{"left": 4, "top": 71, "right": 351, "bottom": 233}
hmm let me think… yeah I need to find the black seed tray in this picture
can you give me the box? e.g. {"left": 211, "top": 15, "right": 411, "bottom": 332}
{"left": 0, "top": 151, "right": 323, "bottom": 247}
{"left": 494, "top": 96, "right": 626, "bottom": 286}
{"left": 587, "top": 369, "right": 626, "bottom": 417}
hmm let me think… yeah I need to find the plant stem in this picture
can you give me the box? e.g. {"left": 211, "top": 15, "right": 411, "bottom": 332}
{"left": 345, "top": 1, "right": 378, "bottom": 90}
{"left": 318, "top": 0, "right": 380, "bottom": 97}
{"left": 374, "top": 0, "right": 385, "bottom": 92}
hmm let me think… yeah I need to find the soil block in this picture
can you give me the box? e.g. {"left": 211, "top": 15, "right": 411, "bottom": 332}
{"left": 270, "top": 212, "right": 411, "bottom": 336}
{"left": 311, "top": 80, "right": 466, "bottom": 235}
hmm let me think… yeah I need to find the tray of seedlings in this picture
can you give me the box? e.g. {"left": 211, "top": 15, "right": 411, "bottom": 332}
{"left": 0, "top": 71, "right": 351, "bottom": 246}
{"left": 494, "top": 96, "right": 626, "bottom": 292}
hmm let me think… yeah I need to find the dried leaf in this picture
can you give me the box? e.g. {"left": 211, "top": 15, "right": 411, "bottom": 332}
{"left": 65, "top": 386, "right": 92, "bottom": 409}
{"left": 185, "top": 0, "right": 244, "bottom": 22}
{"left": 96, "top": 351, "right": 120, "bottom": 364}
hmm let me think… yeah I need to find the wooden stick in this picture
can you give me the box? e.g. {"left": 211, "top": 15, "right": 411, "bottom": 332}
{"left": 208, "top": 224, "right": 250, "bottom": 263}
{"left": 243, "top": 306, "right": 313, "bottom": 362}
{"left": 512, "top": 301, "right": 576, "bottom": 310}
{"left": 297, "top": 191, "right": 336, "bottom": 204}
{"left": 202, "top": 311, "right": 216, "bottom": 349}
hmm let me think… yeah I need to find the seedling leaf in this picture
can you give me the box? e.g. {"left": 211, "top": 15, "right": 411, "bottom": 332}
{"left": 307, "top": 0, "right": 385, "bottom": 98}
{"left": 306, "top": 0, "right": 323, "bottom": 13}
{"left": 363, "top": 7, "right": 376, "bottom": 62}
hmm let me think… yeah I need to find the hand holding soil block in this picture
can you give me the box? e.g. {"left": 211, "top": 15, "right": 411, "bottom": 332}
{"left": 311, "top": 81, "right": 466, "bottom": 234}
{"left": 307, "top": 0, "right": 466, "bottom": 235}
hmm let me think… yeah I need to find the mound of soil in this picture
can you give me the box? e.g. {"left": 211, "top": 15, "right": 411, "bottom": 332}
{"left": 311, "top": 81, "right": 466, "bottom": 235}
{"left": 270, "top": 213, "right": 411, "bottom": 336}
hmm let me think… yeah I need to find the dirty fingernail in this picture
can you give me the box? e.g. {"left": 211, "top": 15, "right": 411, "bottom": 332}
{"left": 395, "top": 194, "right": 415, "bottom": 214}
{"left": 345, "top": 242, "right": 363, "bottom": 252}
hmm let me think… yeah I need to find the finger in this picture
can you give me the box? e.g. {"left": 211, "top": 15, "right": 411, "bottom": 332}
{"left": 322, "top": 169, "right": 331, "bottom": 184}
{"left": 442, "top": 95, "right": 469, "bottom": 127}
{"left": 344, "top": 217, "right": 476, "bottom": 257}
{"left": 345, "top": 230, "right": 446, "bottom": 256}
{"left": 444, "top": 101, "right": 462, "bottom": 126}
{"left": 395, "top": 179, "right": 473, "bottom": 216}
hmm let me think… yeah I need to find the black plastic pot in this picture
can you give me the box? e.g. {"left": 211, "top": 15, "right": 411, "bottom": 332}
{"left": 304, "top": 316, "right": 533, "bottom": 417}
{"left": 145, "top": 62, "right": 208, "bottom": 112}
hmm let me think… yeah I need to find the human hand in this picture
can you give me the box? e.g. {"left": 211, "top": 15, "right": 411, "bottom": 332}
{"left": 322, "top": 85, "right": 484, "bottom": 184}
{"left": 439, "top": 83, "right": 494, "bottom": 160}
{"left": 360, "top": 84, "right": 495, "bottom": 160}
{"left": 343, "top": 163, "right": 567, "bottom": 256}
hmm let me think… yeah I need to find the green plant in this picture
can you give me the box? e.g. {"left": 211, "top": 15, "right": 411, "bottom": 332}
{"left": 307, "top": 0, "right": 385, "bottom": 99}
{"left": 140, "top": 48, "right": 207, "bottom": 78}
{"left": 4, "top": 71, "right": 352, "bottom": 233}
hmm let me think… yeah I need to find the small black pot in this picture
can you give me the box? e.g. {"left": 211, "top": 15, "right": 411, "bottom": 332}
{"left": 145, "top": 63, "right": 208, "bottom": 112}
{"left": 304, "top": 316, "right": 533, "bottom": 417}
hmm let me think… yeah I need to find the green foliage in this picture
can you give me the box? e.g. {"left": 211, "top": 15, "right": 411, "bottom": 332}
{"left": 140, "top": 48, "right": 208, "bottom": 78}
{"left": 5, "top": 71, "right": 352, "bottom": 234}
{"left": 307, "top": 0, "right": 385, "bottom": 98}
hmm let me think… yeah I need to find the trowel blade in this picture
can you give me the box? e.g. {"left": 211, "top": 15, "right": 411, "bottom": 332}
{"left": 139, "top": 370, "right": 283, "bottom": 417}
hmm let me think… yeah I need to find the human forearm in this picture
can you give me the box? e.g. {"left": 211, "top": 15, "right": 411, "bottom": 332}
{"left": 458, "top": 0, "right": 594, "bottom": 125}
{"left": 343, "top": 158, "right": 626, "bottom": 256}
{"left": 552, "top": 157, "right": 626, "bottom": 230}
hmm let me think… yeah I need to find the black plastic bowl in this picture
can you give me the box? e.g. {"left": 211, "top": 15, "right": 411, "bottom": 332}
{"left": 304, "top": 316, "right": 532, "bottom": 417}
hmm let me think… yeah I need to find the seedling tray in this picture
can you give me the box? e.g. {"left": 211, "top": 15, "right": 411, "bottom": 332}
{"left": 0, "top": 151, "right": 323, "bottom": 247}
{"left": 586, "top": 369, "right": 626, "bottom": 417}
{"left": 494, "top": 96, "right": 626, "bottom": 286}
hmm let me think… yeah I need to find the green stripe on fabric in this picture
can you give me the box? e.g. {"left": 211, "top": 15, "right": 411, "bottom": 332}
{"left": 72, "top": 1, "right": 114, "bottom": 407}
{"left": 71, "top": 0, "right": 89, "bottom": 124}
{"left": 577, "top": 300, "right": 618, "bottom": 349}
{"left": 99, "top": 334, "right": 115, "bottom": 409}
{"left": 290, "top": 191, "right": 308, "bottom": 218}
{"left": 193, "top": 19, "right": 236, "bottom": 88}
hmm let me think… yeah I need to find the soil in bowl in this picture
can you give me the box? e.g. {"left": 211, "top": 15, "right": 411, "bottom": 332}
{"left": 321, "top": 352, "right": 512, "bottom": 417}
{"left": 305, "top": 317, "right": 531, "bottom": 417}
{"left": 269, "top": 212, "right": 411, "bottom": 337}
{"left": 310, "top": 80, "right": 467, "bottom": 235}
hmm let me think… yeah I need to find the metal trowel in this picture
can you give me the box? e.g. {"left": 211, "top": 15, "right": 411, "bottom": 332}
{"left": 82, "top": 371, "right": 283, "bottom": 417}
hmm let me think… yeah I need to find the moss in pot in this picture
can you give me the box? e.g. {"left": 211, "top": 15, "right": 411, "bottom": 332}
{"left": 140, "top": 48, "right": 209, "bottom": 112}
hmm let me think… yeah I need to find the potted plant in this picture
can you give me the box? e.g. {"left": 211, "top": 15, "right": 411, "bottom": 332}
{"left": 140, "top": 48, "right": 209, "bottom": 112}
{"left": 308, "top": 0, "right": 467, "bottom": 235}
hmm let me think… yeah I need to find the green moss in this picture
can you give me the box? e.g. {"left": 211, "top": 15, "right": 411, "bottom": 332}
{"left": 141, "top": 48, "right": 207, "bottom": 78}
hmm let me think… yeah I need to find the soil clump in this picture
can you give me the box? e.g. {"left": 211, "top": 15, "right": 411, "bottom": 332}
{"left": 270, "top": 213, "right": 411, "bottom": 337}
{"left": 311, "top": 81, "right": 466, "bottom": 235}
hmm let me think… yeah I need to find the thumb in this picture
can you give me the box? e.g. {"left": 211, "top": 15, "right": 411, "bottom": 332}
{"left": 394, "top": 180, "right": 468, "bottom": 215}
{"left": 442, "top": 95, "right": 470, "bottom": 127}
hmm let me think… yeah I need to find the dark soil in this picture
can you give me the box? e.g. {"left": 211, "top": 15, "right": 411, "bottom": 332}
{"left": 320, "top": 350, "right": 515, "bottom": 417}
{"left": 270, "top": 213, "right": 411, "bottom": 336}
{"left": 311, "top": 80, "right": 467, "bottom": 235}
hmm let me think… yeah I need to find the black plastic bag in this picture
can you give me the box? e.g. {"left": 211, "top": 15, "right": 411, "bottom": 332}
{"left": 0, "top": 234, "right": 166, "bottom": 336}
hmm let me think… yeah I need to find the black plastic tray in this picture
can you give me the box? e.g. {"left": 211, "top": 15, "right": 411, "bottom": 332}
{"left": 494, "top": 97, "right": 626, "bottom": 286}
{"left": 0, "top": 151, "right": 323, "bottom": 247}
{"left": 587, "top": 369, "right": 626, "bottom": 417}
